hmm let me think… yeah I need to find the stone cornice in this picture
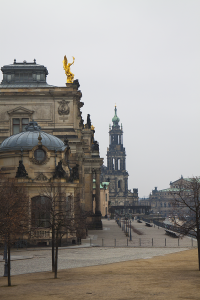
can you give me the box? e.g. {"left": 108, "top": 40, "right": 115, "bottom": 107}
{"left": 0, "top": 87, "right": 82, "bottom": 98}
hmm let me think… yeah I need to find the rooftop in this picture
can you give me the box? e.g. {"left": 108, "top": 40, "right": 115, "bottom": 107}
{"left": 0, "top": 120, "right": 65, "bottom": 152}
{"left": 0, "top": 59, "right": 54, "bottom": 88}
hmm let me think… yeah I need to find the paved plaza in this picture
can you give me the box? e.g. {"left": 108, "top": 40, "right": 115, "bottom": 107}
{"left": 0, "top": 219, "right": 195, "bottom": 276}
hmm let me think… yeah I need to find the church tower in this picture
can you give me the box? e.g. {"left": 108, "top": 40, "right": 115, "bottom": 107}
{"left": 101, "top": 106, "right": 138, "bottom": 207}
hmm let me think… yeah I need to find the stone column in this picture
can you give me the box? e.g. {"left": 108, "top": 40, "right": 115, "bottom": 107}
{"left": 95, "top": 168, "right": 101, "bottom": 214}
{"left": 115, "top": 158, "right": 118, "bottom": 170}
{"left": 84, "top": 168, "right": 93, "bottom": 213}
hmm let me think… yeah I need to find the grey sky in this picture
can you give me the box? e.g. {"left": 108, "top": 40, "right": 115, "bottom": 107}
{"left": 0, "top": 0, "right": 199, "bottom": 197}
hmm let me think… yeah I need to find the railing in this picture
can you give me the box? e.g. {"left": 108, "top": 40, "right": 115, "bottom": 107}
{"left": 142, "top": 217, "right": 196, "bottom": 238}
{"left": 91, "top": 237, "right": 196, "bottom": 248}
{"left": 108, "top": 217, "right": 197, "bottom": 248}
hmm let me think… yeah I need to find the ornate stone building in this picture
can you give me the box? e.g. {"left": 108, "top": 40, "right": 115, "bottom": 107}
{"left": 0, "top": 59, "right": 103, "bottom": 233}
{"left": 101, "top": 106, "right": 138, "bottom": 207}
{"left": 0, "top": 120, "right": 80, "bottom": 245}
{"left": 145, "top": 176, "right": 190, "bottom": 217}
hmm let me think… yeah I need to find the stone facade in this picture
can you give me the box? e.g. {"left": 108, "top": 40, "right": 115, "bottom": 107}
{"left": 0, "top": 60, "right": 103, "bottom": 231}
{"left": 93, "top": 180, "right": 109, "bottom": 217}
{"left": 144, "top": 177, "right": 190, "bottom": 217}
{"left": 101, "top": 106, "right": 138, "bottom": 207}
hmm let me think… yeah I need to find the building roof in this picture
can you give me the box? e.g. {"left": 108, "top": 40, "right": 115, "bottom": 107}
{"left": 159, "top": 188, "right": 180, "bottom": 193}
{"left": 0, "top": 120, "right": 66, "bottom": 152}
{"left": 100, "top": 182, "right": 110, "bottom": 189}
{"left": 0, "top": 59, "right": 55, "bottom": 88}
{"left": 93, "top": 179, "right": 110, "bottom": 189}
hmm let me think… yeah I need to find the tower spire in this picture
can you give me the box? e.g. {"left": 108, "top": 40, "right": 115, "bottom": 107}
{"left": 112, "top": 105, "right": 120, "bottom": 127}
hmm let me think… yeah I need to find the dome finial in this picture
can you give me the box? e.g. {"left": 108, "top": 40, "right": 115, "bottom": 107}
{"left": 38, "top": 132, "right": 42, "bottom": 145}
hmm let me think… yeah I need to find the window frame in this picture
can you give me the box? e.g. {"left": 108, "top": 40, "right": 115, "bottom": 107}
{"left": 34, "top": 149, "right": 46, "bottom": 162}
{"left": 12, "top": 117, "right": 29, "bottom": 135}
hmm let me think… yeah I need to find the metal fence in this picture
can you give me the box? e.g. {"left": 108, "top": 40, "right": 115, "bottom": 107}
{"left": 142, "top": 217, "right": 196, "bottom": 238}
{"left": 93, "top": 236, "right": 197, "bottom": 248}
{"left": 94, "top": 218, "right": 197, "bottom": 248}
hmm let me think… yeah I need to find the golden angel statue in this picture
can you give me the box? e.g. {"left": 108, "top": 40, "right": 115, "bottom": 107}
{"left": 63, "top": 55, "right": 75, "bottom": 83}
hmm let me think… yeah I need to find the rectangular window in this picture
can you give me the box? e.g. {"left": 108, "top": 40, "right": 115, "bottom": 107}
{"left": 12, "top": 118, "right": 29, "bottom": 134}
{"left": 13, "top": 118, "right": 20, "bottom": 134}
{"left": 22, "top": 118, "right": 29, "bottom": 131}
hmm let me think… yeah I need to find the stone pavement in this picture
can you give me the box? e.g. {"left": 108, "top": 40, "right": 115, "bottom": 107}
{"left": 87, "top": 218, "right": 196, "bottom": 248}
{"left": 0, "top": 219, "right": 195, "bottom": 276}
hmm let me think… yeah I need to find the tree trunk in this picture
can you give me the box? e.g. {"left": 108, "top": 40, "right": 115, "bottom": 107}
{"left": 54, "top": 235, "right": 58, "bottom": 279}
{"left": 52, "top": 227, "right": 55, "bottom": 272}
{"left": 7, "top": 243, "right": 11, "bottom": 286}
{"left": 196, "top": 212, "right": 200, "bottom": 271}
{"left": 197, "top": 233, "right": 200, "bottom": 271}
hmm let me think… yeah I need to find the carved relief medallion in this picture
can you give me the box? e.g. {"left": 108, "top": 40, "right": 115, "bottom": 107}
{"left": 35, "top": 172, "right": 48, "bottom": 181}
{"left": 58, "top": 100, "right": 70, "bottom": 116}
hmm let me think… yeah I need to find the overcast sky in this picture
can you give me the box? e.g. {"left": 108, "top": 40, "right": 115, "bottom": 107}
{"left": 0, "top": 0, "right": 200, "bottom": 197}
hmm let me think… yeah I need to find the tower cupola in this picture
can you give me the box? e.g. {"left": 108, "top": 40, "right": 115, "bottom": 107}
{"left": 112, "top": 105, "right": 120, "bottom": 127}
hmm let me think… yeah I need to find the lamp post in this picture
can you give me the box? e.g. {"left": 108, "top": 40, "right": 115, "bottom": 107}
{"left": 130, "top": 220, "right": 132, "bottom": 241}
{"left": 4, "top": 243, "right": 8, "bottom": 277}
{"left": 157, "top": 212, "right": 160, "bottom": 229}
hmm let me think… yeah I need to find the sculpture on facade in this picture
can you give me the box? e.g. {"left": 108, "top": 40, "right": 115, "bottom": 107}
{"left": 15, "top": 160, "right": 28, "bottom": 178}
{"left": 53, "top": 160, "right": 67, "bottom": 179}
{"left": 86, "top": 114, "right": 91, "bottom": 129}
{"left": 63, "top": 56, "right": 75, "bottom": 83}
{"left": 92, "top": 140, "right": 99, "bottom": 152}
{"left": 64, "top": 136, "right": 69, "bottom": 146}
{"left": 69, "top": 164, "right": 79, "bottom": 182}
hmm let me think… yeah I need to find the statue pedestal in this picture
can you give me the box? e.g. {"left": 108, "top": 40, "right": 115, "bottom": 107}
{"left": 65, "top": 83, "right": 73, "bottom": 87}
{"left": 87, "top": 212, "right": 102, "bottom": 230}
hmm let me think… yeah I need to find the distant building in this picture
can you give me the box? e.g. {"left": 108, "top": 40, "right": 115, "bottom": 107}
{"left": 146, "top": 176, "right": 190, "bottom": 217}
{"left": 101, "top": 106, "right": 138, "bottom": 207}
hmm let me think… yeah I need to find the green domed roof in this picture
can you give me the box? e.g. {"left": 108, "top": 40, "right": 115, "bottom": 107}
{"left": 112, "top": 106, "right": 120, "bottom": 126}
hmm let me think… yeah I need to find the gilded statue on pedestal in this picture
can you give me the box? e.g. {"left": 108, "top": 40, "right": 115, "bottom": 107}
{"left": 63, "top": 55, "right": 75, "bottom": 83}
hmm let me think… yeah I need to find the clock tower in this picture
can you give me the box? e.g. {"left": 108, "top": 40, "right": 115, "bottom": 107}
{"left": 101, "top": 106, "right": 138, "bottom": 206}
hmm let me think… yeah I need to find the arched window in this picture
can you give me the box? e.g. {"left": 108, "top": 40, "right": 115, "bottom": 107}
{"left": 31, "top": 196, "right": 51, "bottom": 228}
{"left": 112, "top": 158, "right": 115, "bottom": 170}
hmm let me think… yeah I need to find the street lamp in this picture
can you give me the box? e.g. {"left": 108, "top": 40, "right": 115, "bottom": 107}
{"left": 4, "top": 242, "right": 8, "bottom": 277}
{"left": 130, "top": 220, "right": 132, "bottom": 241}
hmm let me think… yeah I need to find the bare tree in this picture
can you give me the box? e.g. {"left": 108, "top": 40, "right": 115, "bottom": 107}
{"left": 171, "top": 177, "right": 200, "bottom": 270}
{"left": 32, "top": 182, "right": 78, "bottom": 278}
{"left": 0, "top": 177, "right": 29, "bottom": 286}
{"left": 73, "top": 196, "right": 92, "bottom": 241}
